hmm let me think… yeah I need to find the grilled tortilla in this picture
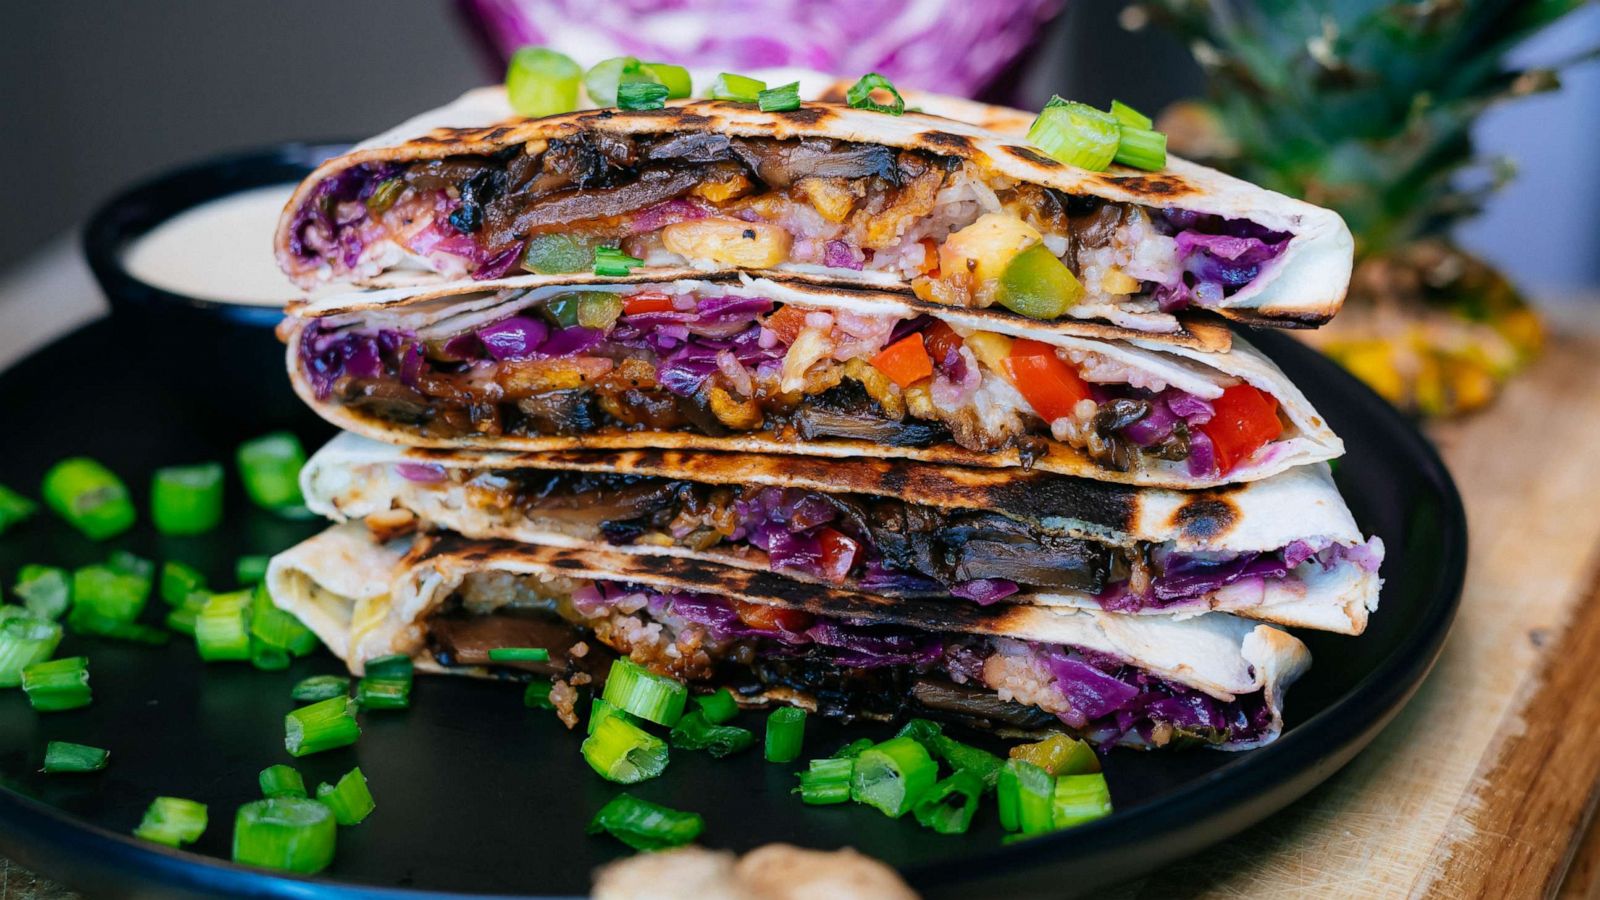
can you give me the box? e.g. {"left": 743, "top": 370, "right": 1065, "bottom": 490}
{"left": 267, "top": 523, "right": 1311, "bottom": 750}
{"left": 276, "top": 87, "right": 1352, "bottom": 334}
{"left": 302, "top": 432, "right": 1383, "bottom": 634}
{"left": 286, "top": 277, "right": 1342, "bottom": 489}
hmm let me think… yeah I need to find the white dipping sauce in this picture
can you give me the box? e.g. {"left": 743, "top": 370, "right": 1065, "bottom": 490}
{"left": 122, "top": 184, "right": 304, "bottom": 306}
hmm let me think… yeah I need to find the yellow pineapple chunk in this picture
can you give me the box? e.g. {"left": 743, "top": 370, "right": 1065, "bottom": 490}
{"left": 1099, "top": 268, "right": 1141, "bottom": 295}
{"left": 963, "top": 331, "right": 1014, "bottom": 373}
{"left": 939, "top": 213, "right": 1043, "bottom": 289}
{"left": 692, "top": 173, "right": 755, "bottom": 204}
{"left": 662, "top": 219, "right": 792, "bottom": 268}
{"left": 795, "top": 177, "right": 860, "bottom": 223}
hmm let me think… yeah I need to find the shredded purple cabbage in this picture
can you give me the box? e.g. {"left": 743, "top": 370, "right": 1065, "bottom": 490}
{"left": 1153, "top": 211, "right": 1293, "bottom": 312}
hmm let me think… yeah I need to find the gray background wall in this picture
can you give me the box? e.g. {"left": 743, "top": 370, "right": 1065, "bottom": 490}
{"left": 2, "top": 1, "right": 1595, "bottom": 295}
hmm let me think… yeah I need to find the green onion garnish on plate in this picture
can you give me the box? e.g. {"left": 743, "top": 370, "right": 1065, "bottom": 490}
{"left": 260, "top": 764, "right": 307, "bottom": 799}
{"left": 232, "top": 797, "right": 336, "bottom": 873}
{"left": 587, "top": 793, "right": 704, "bottom": 851}
{"left": 669, "top": 710, "right": 754, "bottom": 758}
{"left": 250, "top": 641, "right": 291, "bottom": 672}
{"left": 913, "top": 769, "right": 983, "bottom": 835}
{"left": 249, "top": 584, "right": 316, "bottom": 657}
{"left": 505, "top": 46, "right": 582, "bottom": 118}
{"left": 694, "top": 687, "right": 739, "bottom": 725}
{"left": 69, "top": 562, "right": 150, "bottom": 628}
{"left": 1051, "top": 772, "right": 1113, "bottom": 828}
{"left": 486, "top": 647, "right": 550, "bottom": 663}
{"left": 894, "top": 717, "right": 943, "bottom": 751}
{"left": 316, "top": 767, "right": 375, "bottom": 826}
{"left": 194, "top": 590, "right": 252, "bottom": 662}
{"left": 364, "top": 654, "right": 415, "bottom": 683}
{"left": 998, "top": 758, "right": 1054, "bottom": 834}
{"left": 285, "top": 696, "right": 360, "bottom": 757}
{"left": 235, "top": 555, "right": 270, "bottom": 586}
{"left": 21, "top": 655, "right": 90, "bottom": 712}
{"left": 709, "top": 72, "right": 766, "bottom": 103}
{"left": 850, "top": 736, "right": 936, "bottom": 818}
{"left": 159, "top": 561, "right": 206, "bottom": 607}
{"left": 0, "top": 484, "right": 37, "bottom": 534}
{"left": 601, "top": 658, "right": 687, "bottom": 726}
{"left": 42, "top": 741, "right": 109, "bottom": 774}
{"left": 236, "top": 432, "right": 307, "bottom": 511}
{"left": 592, "top": 246, "right": 644, "bottom": 278}
{"left": 764, "top": 706, "right": 806, "bottom": 763}
{"left": 795, "top": 757, "right": 853, "bottom": 805}
{"left": 757, "top": 81, "right": 802, "bottom": 113}
{"left": 1, "top": 617, "right": 63, "bottom": 689}
{"left": 291, "top": 675, "right": 350, "bottom": 704}
{"left": 846, "top": 73, "right": 905, "bottom": 115}
{"left": 135, "top": 796, "right": 208, "bottom": 847}
{"left": 829, "top": 737, "right": 875, "bottom": 760}
{"left": 524, "top": 678, "right": 555, "bottom": 709}
{"left": 356, "top": 677, "right": 410, "bottom": 710}
{"left": 14, "top": 565, "right": 71, "bottom": 621}
{"left": 929, "top": 733, "right": 1003, "bottom": 791}
{"left": 587, "top": 697, "right": 640, "bottom": 734}
{"left": 582, "top": 711, "right": 668, "bottom": 783}
{"left": 150, "top": 462, "right": 224, "bottom": 535}
{"left": 41, "top": 457, "right": 135, "bottom": 540}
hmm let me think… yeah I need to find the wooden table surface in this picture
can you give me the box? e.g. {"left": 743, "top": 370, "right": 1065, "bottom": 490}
{"left": 2, "top": 242, "right": 1598, "bottom": 899}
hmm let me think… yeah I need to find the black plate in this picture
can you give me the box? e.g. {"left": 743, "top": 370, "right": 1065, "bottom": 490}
{"left": 0, "top": 321, "right": 1464, "bottom": 899}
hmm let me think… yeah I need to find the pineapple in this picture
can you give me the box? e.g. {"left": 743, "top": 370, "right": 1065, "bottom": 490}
{"left": 1129, "top": 0, "right": 1593, "bottom": 416}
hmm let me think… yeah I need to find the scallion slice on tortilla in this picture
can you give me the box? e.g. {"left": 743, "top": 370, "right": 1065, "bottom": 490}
{"left": 601, "top": 658, "right": 686, "bottom": 726}
{"left": 851, "top": 736, "right": 936, "bottom": 818}
{"left": 592, "top": 245, "right": 644, "bottom": 278}
{"left": 846, "top": 73, "right": 905, "bottom": 115}
{"left": 236, "top": 432, "right": 307, "bottom": 511}
{"left": 587, "top": 793, "right": 703, "bottom": 851}
{"left": 617, "top": 80, "right": 669, "bottom": 111}
{"left": 285, "top": 696, "right": 360, "bottom": 757}
{"left": 232, "top": 798, "right": 336, "bottom": 873}
{"left": 582, "top": 712, "right": 669, "bottom": 783}
{"left": 135, "top": 796, "right": 208, "bottom": 847}
{"left": 641, "top": 63, "right": 691, "bottom": 99}
{"left": 486, "top": 646, "right": 550, "bottom": 663}
{"left": 913, "top": 769, "right": 983, "bottom": 834}
{"left": 42, "top": 741, "right": 109, "bottom": 774}
{"left": 1027, "top": 97, "right": 1121, "bottom": 171}
{"left": 316, "top": 767, "right": 375, "bottom": 825}
{"left": 583, "top": 56, "right": 655, "bottom": 107}
{"left": 757, "top": 81, "right": 802, "bottom": 113}
{"left": 150, "top": 462, "right": 224, "bottom": 535}
{"left": 1051, "top": 773, "right": 1113, "bottom": 828}
{"left": 1109, "top": 99, "right": 1154, "bottom": 130}
{"left": 764, "top": 706, "right": 806, "bottom": 763}
{"left": 1114, "top": 125, "right": 1168, "bottom": 171}
{"left": 14, "top": 565, "right": 70, "bottom": 621}
{"left": 795, "top": 757, "right": 853, "bottom": 805}
{"left": 694, "top": 687, "right": 739, "bottom": 725}
{"left": 41, "top": 457, "right": 135, "bottom": 540}
{"left": 260, "top": 764, "right": 307, "bottom": 799}
{"left": 21, "top": 655, "right": 90, "bottom": 711}
{"left": 194, "top": 589, "right": 251, "bottom": 662}
{"left": 505, "top": 46, "right": 582, "bottom": 118}
{"left": 709, "top": 72, "right": 766, "bottom": 103}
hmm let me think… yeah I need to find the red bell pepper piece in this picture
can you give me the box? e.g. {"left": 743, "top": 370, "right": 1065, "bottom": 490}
{"left": 621, "top": 291, "right": 674, "bottom": 315}
{"left": 1001, "top": 339, "right": 1093, "bottom": 422}
{"left": 870, "top": 334, "right": 935, "bottom": 389}
{"left": 1198, "top": 384, "right": 1283, "bottom": 474}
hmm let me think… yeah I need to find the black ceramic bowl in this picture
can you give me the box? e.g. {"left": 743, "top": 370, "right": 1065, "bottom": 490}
{"left": 80, "top": 142, "right": 348, "bottom": 421}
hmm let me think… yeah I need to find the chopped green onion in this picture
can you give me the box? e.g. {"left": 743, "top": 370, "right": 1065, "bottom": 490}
{"left": 235, "top": 555, "right": 270, "bottom": 586}
{"left": 601, "top": 658, "right": 687, "bottom": 726}
{"left": 998, "top": 758, "right": 1055, "bottom": 835}
{"left": 364, "top": 653, "right": 415, "bottom": 683}
{"left": 249, "top": 584, "right": 315, "bottom": 655}
{"left": 67, "top": 563, "right": 148, "bottom": 630}
{"left": 1052, "top": 772, "right": 1113, "bottom": 828}
{"left": 592, "top": 245, "right": 645, "bottom": 277}
{"left": 764, "top": 706, "right": 806, "bottom": 763}
{"left": 0, "top": 605, "right": 26, "bottom": 625}
{"left": 135, "top": 797, "right": 208, "bottom": 847}
{"left": 709, "top": 72, "right": 766, "bottom": 103}
{"left": 1108, "top": 99, "right": 1153, "bottom": 130}
{"left": 236, "top": 432, "right": 307, "bottom": 510}
{"left": 694, "top": 687, "right": 739, "bottom": 725}
{"left": 913, "top": 769, "right": 983, "bottom": 835}
{"left": 617, "top": 80, "right": 669, "bottom": 111}
{"left": 356, "top": 677, "right": 410, "bottom": 710}
{"left": 232, "top": 797, "right": 336, "bottom": 874}
{"left": 1113, "top": 126, "right": 1167, "bottom": 171}
{"left": 260, "top": 764, "right": 307, "bottom": 799}
{"left": 14, "top": 565, "right": 70, "bottom": 621}
{"left": 164, "top": 605, "right": 199, "bottom": 636}
{"left": 1009, "top": 733, "right": 1100, "bottom": 776}
{"left": 486, "top": 647, "right": 550, "bottom": 663}
{"left": 316, "top": 767, "right": 375, "bottom": 826}
{"left": 505, "top": 46, "right": 582, "bottom": 117}
{"left": 1026, "top": 97, "right": 1120, "bottom": 171}
{"left": 150, "top": 462, "right": 224, "bottom": 535}
{"left": 850, "top": 736, "right": 937, "bottom": 818}
{"left": 21, "top": 655, "right": 90, "bottom": 711}
{"left": 285, "top": 696, "right": 360, "bottom": 757}
{"left": 641, "top": 63, "right": 691, "bottom": 99}
{"left": 587, "top": 793, "right": 704, "bottom": 851}
{"left": 0, "top": 484, "right": 37, "bottom": 534}
{"left": 250, "top": 640, "right": 291, "bottom": 672}
{"left": 669, "top": 710, "right": 755, "bottom": 758}
{"left": 195, "top": 590, "right": 251, "bottom": 662}
{"left": 41, "top": 457, "right": 135, "bottom": 540}
{"left": 70, "top": 613, "right": 169, "bottom": 645}
{"left": 581, "top": 711, "right": 669, "bottom": 783}
{"left": 795, "top": 757, "right": 853, "bottom": 805}
{"left": 523, "top": 234, "right": 597, "bottom": 275}
{"left": 583, "top": 55, "right": 652, "bottom": 107}
{"left": 0, "top": 614, "right": 61, "bottom": 685}
{"left": 845, "top": 73, "right": 905, "bottom": 115}
{"left": 159, "top": 561, "right": 206, "bottom": 606}
{"left": 587, "top": 696, "right": 641, "bottom": 734}
{"left": 524, "top": 679, "right": 555, "bottom": 709}
{"left": 42, "top": 741, "right": 109, "bottom": 773}
{"left": 929, "top": 733, "right": 1004, "bottom": 791}
{"left": 894, "top": 717, "right": 943, "bottom": 751}
{"left": 757, "top": 81, "right": 802, "bottom": 113}
{"left": 829, "top": 737, "right": 876, "bottom": 760}
{"left": 292, "top": 675, "right": 350, "bottom": 704}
